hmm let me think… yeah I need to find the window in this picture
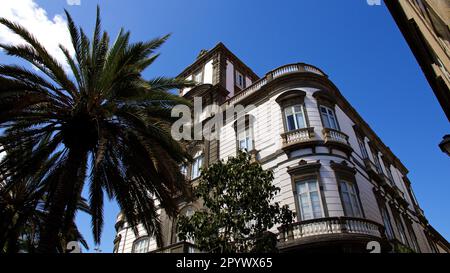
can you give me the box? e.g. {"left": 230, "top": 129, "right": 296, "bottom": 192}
{"left": 394, "top": 215, "right": 409, "bottom": 246}
{"left": 319, "top": 105, "right": 339, "bottom": 130}
{"left": 194, "top": 70, "right": 203, "bottom": 83}
{"left": 191, "top": 155, "right": 203, "bottom": 180}
{"left": 237, "top": 127, "right": 254, "bottom": 151}
{"left": 380, "top": 206, "right": 395, "bottom": 240}
{"left": 427, "top": 235, "right": 439, "bottom": 253}
{"left": 175, "top": 207, "right": 195, "bottom": 243}
{"left": 371, "top": 150, "right": 383, "bottom": 174}
{"left": 234, "top": 115, "right": 255, "bottom": 152}
{"left": 295, "top": 179, "right": 323, "bottom": 220}
{"left": 357, "top": 136, "right": 369, "bottom": 159}
{"left": 180, "top": 164, "right": 188, "bottom": 178}
{"left": 384, "top": 162, "right": 394, "bottom": 184}
{"left": 408, "top": 225, "right": 420, "bottom": 252}
{"left": 132, "top": 237, "right": 150, "bottom": 253}
{"left": 284, "top": 105, "right": 307, "bottom": 132}
{"left": 339, "top": 180, "right": 363, "bottom": 218}
{"left": 236, "top": 70, "right": 245, "bottom": 89}
{"left": 113, "top": 235, "right": 122, "bottom": 253}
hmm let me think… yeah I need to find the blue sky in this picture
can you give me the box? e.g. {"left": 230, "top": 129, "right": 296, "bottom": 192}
{"left": 0, "top": 0, "right": 448, "bottom": 253}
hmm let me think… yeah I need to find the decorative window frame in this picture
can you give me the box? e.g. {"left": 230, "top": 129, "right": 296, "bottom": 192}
{"left": 171, "top": 205, "right": 197, "bottom": 244}
{"left": 382, "top": 160, "right": 395, "bottom": 184}
{"left": 132, "top": 236, "right": 150, "bottom": 253}
{"left": 330, "top": 160, "right": 366, "bottom": 218}
{"left": 373, "top": 189, "right": 396, "bottom": 241}
{"left": 368, "top": 143, "right": 383, "bottom": 174}
{"left": 235, "top": 69, "right": 246, "bottom": 90}
{"left": 403, "top": 217, "right": 421, "bottom": 252}
{"left": 193, "top": 68, "right": 204, "bottom": 84}
{"left": 233, "top": 114, "right": 256, "bottom": 153}
{"left": 113, "top": 234, "right": 122, "bottom": 253}
{"left": 191, "top": 152, "right": 204, "bottom": 181}
{"left": 313, "top": 90, "right": 341, "bottom": 131}
{"left": 185, "top": 142, "right": 205, "bottom": 181}
{"left": 389, "top": 205, "right": 411, "bottom": 247}
{"left": 287, "top": 160, "right": 328, "bottom": 221}
{"left": 353, "top": 125, "right": 369, "bottom": 160}
{"left": 275, "top": 90, "right": 311, "bottom": 133}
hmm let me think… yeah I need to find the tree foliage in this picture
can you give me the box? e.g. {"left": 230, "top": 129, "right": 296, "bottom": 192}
{"left": 178, "top": 151, "right": 294, "bottom": 253}
{"left": 0, "top": 6, "right": 194, "bottom": 252}
{"left": 0, "top": 143, "right": 90, "bottom": 253}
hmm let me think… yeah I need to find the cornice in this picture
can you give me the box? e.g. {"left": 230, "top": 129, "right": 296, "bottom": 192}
{"left": 287, "top": 159, "right": 321, "bottom": 175}
{"left": 177, "top": 42, "right": 260, "bottom": 81}
{"left": 225, "top": 70, "right": 409, "bottom": 176}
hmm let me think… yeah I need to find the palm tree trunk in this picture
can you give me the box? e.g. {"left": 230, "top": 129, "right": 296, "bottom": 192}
{"left": 6, "top": 227, "right": 20, "bottom": 253}
{"left": 0, "top": 211, "right": 14, "bottom": 252}
{"left": 37, "top": 149, "right": 86, "bottom": 253}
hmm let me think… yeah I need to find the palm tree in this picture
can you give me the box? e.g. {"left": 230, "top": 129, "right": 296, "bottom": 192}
{"left": 0, "top": 142, "right": 90, "bottom": 253}
{"left": 1, "top": 189, "right": 90, "bottom": 253}
{"left": 0, "top": 6, "right": 193, "bottom": 253}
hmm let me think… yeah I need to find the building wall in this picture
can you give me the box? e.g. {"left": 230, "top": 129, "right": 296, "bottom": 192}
{"left": 115, "top": 223, "right": 158, "bottom": 253}
{"left": 203, "top": 59, "right": 214, "bottom": 84}
{"left": 385, "top": 0, "right": 450, "bottom": 119}
{"left": 114, "top": 55, "right": 447, "bottom": 253}
{"left": 226, "top": 60, "right": 235, "bottom": 97}
{"left": 215, "top": 76, "right": 435, "bottom": 252}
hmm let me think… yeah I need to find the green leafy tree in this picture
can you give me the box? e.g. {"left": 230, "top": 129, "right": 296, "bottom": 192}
{"left": 0, "top": 6, "right": 193, "bottom": 252}
{"left": 178, "top": 151, "right": 294, "bottom": 253}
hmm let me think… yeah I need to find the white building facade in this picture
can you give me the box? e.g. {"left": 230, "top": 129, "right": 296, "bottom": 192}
{"left": 113, "top": 43, "right": 450, "bottom": 253}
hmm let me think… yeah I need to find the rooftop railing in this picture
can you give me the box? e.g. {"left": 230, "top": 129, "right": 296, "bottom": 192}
{"left": 228, "top": 63, "right": 326, "bottom": 105}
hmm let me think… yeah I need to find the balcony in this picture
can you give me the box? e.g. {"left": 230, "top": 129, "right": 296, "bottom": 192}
{"left": 390, "top": 185, "right": 409, "bottom": 208}
{"left": 228, "top": 63, "right": 327, "bottom": 105}
{"left": 152, "top": 241, "right": 199, "bottom": 253}
{"left": 363, "top": 158, "right": 384, "bottom": 184}
{"left": 278, "top": 217, "right": 386, "bottom": 251}
{"left": 115, "top": 212, "right": 125, "bottom": 232}
{"left": 281, "top": 127, "right": 316, "bottom": 150}
{"left": 322, "top": 128, "right": 352, "bottom": 154}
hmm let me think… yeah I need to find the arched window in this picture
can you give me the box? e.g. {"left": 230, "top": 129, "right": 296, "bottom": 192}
{"left": 132, "top": 237, "right": 150, "bottom": 253}
{"left": 276, "top": 90, "right": 310, "bottom": 133}
{"left": 285, "top": 105, "right": 307, "bottom": 131}
{"left": 173, "top": 206, "right": 196, "bottom": 244}
{"left": 313, "top": 90, "right": 340, "bottom": 131}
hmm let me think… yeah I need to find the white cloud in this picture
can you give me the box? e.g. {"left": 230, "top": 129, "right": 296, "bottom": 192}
{"left": 0, "top": 0, "right": 74, "bottom": 70}
{"left": 67, "top": 0, "right": 81, "bottom": 6}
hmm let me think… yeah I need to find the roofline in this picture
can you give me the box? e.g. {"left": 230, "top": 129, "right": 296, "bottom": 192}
{"left": 220, "top": 64, "right": 408, "bottom": 174}
{"left": 176, "top": 42, "right": 260, "bottom": 80}
{"left": 427, "top": 225, "right": 450, "bottom": 250}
